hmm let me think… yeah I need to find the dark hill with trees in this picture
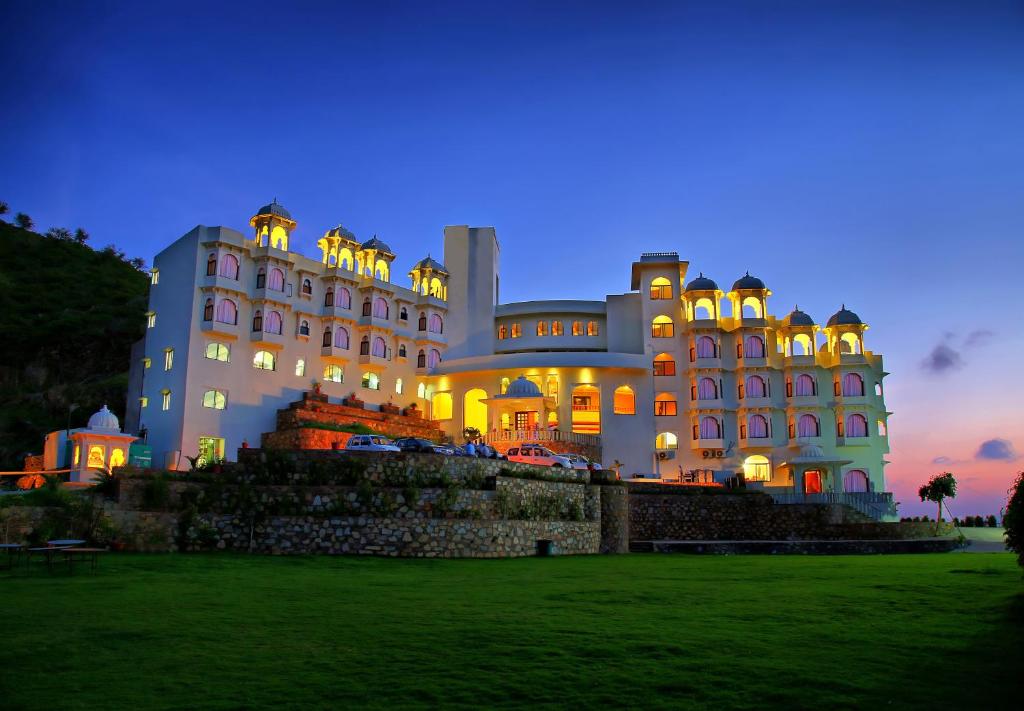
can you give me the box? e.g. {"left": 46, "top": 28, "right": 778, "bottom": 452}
{"left": 0, "top": 219, "right": 149, "bottom": 469}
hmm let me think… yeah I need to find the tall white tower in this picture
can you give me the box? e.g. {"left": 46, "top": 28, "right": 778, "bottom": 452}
{"left": 442, "top": 225, "right": 500, "bottom": 360}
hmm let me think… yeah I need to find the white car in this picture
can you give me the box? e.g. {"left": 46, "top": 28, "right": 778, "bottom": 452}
{"left": 558, "top": 453, "right": 603, "bottom": 471}
{"left": 345, "top": 435, "right": 401, "bottom": 452}
{"left": 505, "top": 444, "right": 573, "bottom": 468}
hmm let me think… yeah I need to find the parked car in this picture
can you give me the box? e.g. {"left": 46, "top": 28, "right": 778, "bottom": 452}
{"left": 558, "top": 453, "right": 602, "bottom": 471}
{"left": 505, "top": 444, "right": 572, "bottom": 468}
{"left": 394, "top": 437, "right": 451, "bottom": 454}
{"left": 345, "top": 435, "right": 400, "bottom": 452}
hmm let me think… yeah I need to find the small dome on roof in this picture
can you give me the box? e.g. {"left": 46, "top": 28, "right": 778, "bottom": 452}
{"left": 87, "top": 405, "right": 120, "bottom": 432}
{"left": 685, "top": 272, "right": 719, "bottom": 292}
{"left": 827, "top": 305, "right": 862, "bottom": 327}
{"left": 254, "top": 199, "right": 292, "bottom": 220}
{"left": 325, "top": 224, "right": 357, "bottom": 241}
{"left": 732, "top": 272, "right": 766, "bottom": 291}
{"left": 785, "top": 307, "right": 815, "bottom": 327}
{"left": 503, "top": 376, "right": 542, "bottom": 398}
{"left": 413, "top": 256, "right": 448, "bottom": 274}
{"left": 799, "top": 443, "right": 824, "bottom": 459}
{"left": 361, "top": 235, "right": 393, "bottom": 254}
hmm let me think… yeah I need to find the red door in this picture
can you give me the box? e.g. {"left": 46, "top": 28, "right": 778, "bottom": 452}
{"left": 804, "top": 470, "right": 822, "bottom": 494}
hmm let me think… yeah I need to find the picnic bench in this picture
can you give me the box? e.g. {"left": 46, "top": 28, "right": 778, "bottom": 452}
{"left": 25, "top": 540, "right": 105, "bottom": 572}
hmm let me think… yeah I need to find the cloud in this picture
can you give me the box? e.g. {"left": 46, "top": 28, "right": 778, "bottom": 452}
{"left": 975, "top": 438, "right": 1018, "bottom": 461}
{"left": 931, "top": 455, "right": 953, "bottom": 465}
{"left": 921, "top": 343, "right": 963, "bottom": 374}
{"left": 964, "top": 329, "right": 994, "bottom": 348}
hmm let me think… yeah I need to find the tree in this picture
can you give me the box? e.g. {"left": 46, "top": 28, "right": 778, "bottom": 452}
{"left": 0, "top": 201, "right": 8, "bottom": 220}
{"left": 73, "top": 228, "right": 89, "bottom": 244}
{"left": 986, "top": 514, "right": 998, "bottom": 528}
{"left": 919, "top": 472, "right": 957, "bottom": 528}
{"left": 1004, "top": 472, "right": 1024, "bottom": 569}
{"left": 45, "top": 227, "right": 72, "bottom": 241}
{"left": 15, "top": 213, "right": 34, "bottom": 230}
{"left": 128, "top": 256, "right": 146, "bottom": 271}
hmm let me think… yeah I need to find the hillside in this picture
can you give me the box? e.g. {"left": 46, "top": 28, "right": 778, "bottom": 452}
{"left": 0, "top": 222, "right": 149, "bottom": 469}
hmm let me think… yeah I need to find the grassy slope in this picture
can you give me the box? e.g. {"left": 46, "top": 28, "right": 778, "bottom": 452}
{"left": 1, "top": 553, "right": 1021, "bottom": 710}
{"left": 0, "top": 223, "right": 148, "bottom": 468}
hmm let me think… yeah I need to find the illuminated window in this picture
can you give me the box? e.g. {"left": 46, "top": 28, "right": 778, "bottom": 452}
{"left": 511, "top": 322, "right": 521, "bottom": 338}
{"left": 139, "top": 396, "right": 148, "bottom": 408}
{"left": 537, "top": 321, "right": 548, "bottom": 336}
{"left": 150, "top": 268, "right": 159, "bottom": 285}
{"left": 742, "top": 335, "right": 765, "bottom": 358}
{"left": 163, "top": 348, "right": 173, "bottom": 371}
{"left": 161, "top": 389, "right": 171, "bottom": 411}
{"left": 205, "top": 342, "right": 230, "bottom": 362}
{"left": 877, "top": 419, "right": 887, "bottom": 436}
{"left": 695, "top": 335, "right": 716, "bottom": 358}
{"left": 361, "top": 372, "right": 380, "bottom": 390}
{"left": 253, "top": 350, "right": 276, "bottom": 371}
{"left": 417, "top": 382, "right": 426, "bottom": 399}
{"left": 746, "top": 414, "right": 769, "bottom": 439}
{"left": 797, "top": 414, "right": 820, "bottom": 438}
{"left": 73, "top": 445, "right": 80, "bottom": 466}
{"left": 651, "top": 315, "right": 673, "bottom": 338}
{"left": 572, "top": 321, "right": 583, "bottom": 336}
{"left": 202, "top": 389, "right": 227, "bottom": 410}
{"left": 546, "top": 375, "right": 559, "bottom": 403}
{"left": 587, "top": 321, "right": 599, "bottom": 336}
{"left": 295, "top": 359, "right": 305, "bottom": 377}
{"left": 110, "top": 448, "right": 126, "bottom": 469}
{"left": 649, "top": 277, "right": 672, "bottom": 300}
{"left": 656, "top": 432, "right": 678, "bottom": 450}
{"left": 500, "top": 377, "right": 510, "bottom": 395}
{"left": 654, "top": 393, "right": 677, "bottom": 416}
{"left": 198, "top": 436, "right": 225, "bottom": 466}
{"left": 323, "top": 365, "right": 344, "bottom": 383}
{"left": 142, "top": 357, "right": 151, "bottom": 369}
{"left": 839, "top": 332, "right": 862, "bottom": 354}
{"left": 87, "top": 445, "right": 106, "bottom": 468}
{"left": 551, "top": 321, "right": 564, "bottom": 336}
{"left": 396, "top": 378, "right": 404, "bottom": 394}
{"left": 498, "top": 325, "right": 508, "bottom": 339}
{"left": 793, "top": 373, "right": 816, "bottom": 396}
{"left": 432, "top": 392, "right": 453, "bottom": 420}
{"left": 696, "top": 377, "right": 718, "bottom": 400}
{"left": 742, "top": 455, "right": 771, "bottom": 482}
{"left": 146, "top": 312, "right": 156, "bottom": 328}
{"left": 744, "top": 374, "right": 767, "bottom": 399}
{"left": 613, "top": 386, "right": 635, "bottom": 415}
{"left": 653, "top": 353, "right": 675, "bottom": 376}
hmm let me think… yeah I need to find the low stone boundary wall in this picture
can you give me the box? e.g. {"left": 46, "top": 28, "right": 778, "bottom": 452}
{"left": 633, "top": 538, "right": 961, "bottom": 555}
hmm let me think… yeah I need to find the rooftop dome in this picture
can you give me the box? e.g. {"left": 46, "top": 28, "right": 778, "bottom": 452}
{"left": 254, "top": 199, "right": 292, "bottom": 220}
{"left": 361, "top": 235, "right": 393, "bottom": 254}
{"left": 325, "top": 224, "right": 357, "bottom": 241}
{"left": 413, "top": 256, "right": 448, "bottom": 274}
{"left": 732, "top": 272, "right": 766, "bottom": 291}
{"left": 827, "top": 305, "right": 863, "bottom": 327}
{"left": 503, "top": 375, "right": 542, "bottom": 398}
{"left": 87, "top": 405, "right": 120, "bottom": 433}
{"left": 684, "top": 272, "right": 719, "bottom": 292}
{"left": 799, "top": 443, "right": 825, "bottom": 459}
{"left": 785, "top": 307, "right": 815, "bottom": 327}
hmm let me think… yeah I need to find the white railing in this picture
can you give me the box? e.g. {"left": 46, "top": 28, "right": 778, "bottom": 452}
{"left": 484, "top": 429, "right": 602, "bottom": 449}
{"left": 768, "top": 491, "right": 897, "bottom": 521}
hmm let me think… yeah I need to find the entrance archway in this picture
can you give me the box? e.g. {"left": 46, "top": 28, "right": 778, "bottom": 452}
{"left": 571, "top": 385, "right": 601, "bottom": 434}
{"left": 463, "top": 388, "right": 488, "bottom": 434}
{"left": 804, "top": 470, "right": 822, "bottom": 494}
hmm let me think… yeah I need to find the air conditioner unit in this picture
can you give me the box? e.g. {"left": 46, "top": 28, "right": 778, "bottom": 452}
{"left": 715, "top": 450, "right": 724, "bottom": 458}
{"left": 658, "top": 451, "right": 668, "bottom": 460}
{"left": 702, "top": 450, "right": 711, "bottom": 458}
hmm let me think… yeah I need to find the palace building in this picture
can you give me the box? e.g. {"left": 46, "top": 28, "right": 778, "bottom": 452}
{"left": 127, "top": 202, "right": 891, "bottom": 498}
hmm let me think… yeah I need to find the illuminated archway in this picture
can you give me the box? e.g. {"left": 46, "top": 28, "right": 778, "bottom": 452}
{"left": 655, "top": 432, "right": 678, "bottom": 450}
{"left": 742, "top": 455, "right": 771, "bottom": 482}
{"left": 463, "top": 388, "right": 488, "bottom": 434}
{"left": 571, "top": 384, "right": 601, "bottom": 434}
{"left": 432, "top": 392, "right": 453, "bottom": 420}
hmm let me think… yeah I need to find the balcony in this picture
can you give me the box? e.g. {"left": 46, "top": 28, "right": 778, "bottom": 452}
{"left": 692, "top": 398, "right": 724, "bottom": 410}
{"left": 358, "top": 353, "right": 389, "bottom": 367}
{"left": 320, "top": 345, "right": 350, "bottom": 360}
{"left": 786, "top": 354, "right": 816, "bottom": 367}
{"left": 690, "top": 437, "right": 725, "bottom": 451}
{"left": 693, "top": 356, "right": 722, "bottom": 370}
{"left": 358, "top": 314, "right": 393, "bottom": 330}
{"left": 768, "top": 491, "right": 896, "bottom": 521}
{"left": 415, "top": 330, "right": 447, "bottom": 345}
{"left": 789, "top": 435, "right": 823, "bottom": 447}
{"left": 738, "top": 356, "right": 767, "bottom": 368}
{"left": 252, "top": 286, "right": 288, "bottom": 305}
{"left": 787, "top": 394, "right": 819, "bottom": 407}
{"left": 416, "top": 293, "right": 447, "bottom": 309}
{"left": 740, "top": 396, "right": 773, "bottom": 408}
{"left": 200, "top": 320, "right": 239, "bottom": 339}
{"left": 738, "top": 436, "right": 775, "bottom": 450}
{"left": 201, "top": 274, "right": 247, "bottom": 294}
{"left": 321, "top": 304, "right": 354, "bottom": 320}
{"left": 250, "top": 329, "right": 284, "bottom": 348}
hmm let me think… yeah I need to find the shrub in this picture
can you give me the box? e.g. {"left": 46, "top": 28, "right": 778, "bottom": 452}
{"left": 1004, "top": 472, "right": 1024, "bottom": 569}
{"left": 974, "top": 515, "right": 985, "bottom": 528}
{"left": 987, "top": 514, "right": 998, "bottom": 528}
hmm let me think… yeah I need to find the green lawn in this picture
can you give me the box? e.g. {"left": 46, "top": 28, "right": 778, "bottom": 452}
{"left": 2, "top": 553, "right": 1021, "bottom": 710}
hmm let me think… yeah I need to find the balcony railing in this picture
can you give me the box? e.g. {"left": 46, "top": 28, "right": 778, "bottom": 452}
{"left": 570, "top": 404, "right": 600, "bottom": 412}
{"left": 768, "top": 491, "right": 897, "bottom": 521}
{"left": 485, "top": 429, "right": 601, "bottom": 449}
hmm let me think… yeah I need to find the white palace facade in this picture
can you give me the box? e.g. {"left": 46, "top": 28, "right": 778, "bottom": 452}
{"left": 127, "top": 202, "right": 891, "bottom": 497}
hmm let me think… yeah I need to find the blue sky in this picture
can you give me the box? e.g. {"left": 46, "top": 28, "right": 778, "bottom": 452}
{"left": 2, "top": 1, "right": 1022, "bottom": 515}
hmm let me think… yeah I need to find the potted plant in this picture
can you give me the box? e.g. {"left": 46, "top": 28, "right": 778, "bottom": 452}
{"left": 381, "top": 401, "right": 400, "bottom": 415}
{"left": 343, "top": 392, "right": 364, "bottom": 409}
{"left": 403, "top": 402, "right": 420, "bottom": 418}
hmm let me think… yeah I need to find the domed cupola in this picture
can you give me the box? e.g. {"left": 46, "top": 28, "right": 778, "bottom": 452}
{"left": 824, "top": 304, "right": 867, "bottom": 356}
{"left": 785, "top": 307, "right": 815, "bottom": 327}
{"left": 356, "top": 234, "right": 395, "bottom": 281}
{"left": 318, "top": 223, "right": 361, "bottom": 269}
{"left": 732, "top": 271, "right": 766, "bottom": 291}
{"left": 409, "top": 254, "right": 449, "bottom": 300}
{"left": 501, "top": 375, "right": 543, "bottom": 398}
{"left": 250, "top": 198, "right": 295, "bottom": 251}
{"left": 779, "top": 306, "right": 818, "bottom": 357}
{"left": 413, "top": 256, "right": 448, "bottom": 274}
{"left": 360, "top": 235, "right": 393, "bottom": 254}
{"left": 728, "top": 271, "right": 771, "bottom": 321}
{"left": 682, "top": 271, "right": 723, "bottom": 321}
{"left": 826, "top": 305, "right": 862, "bottom": 327}
{"left": 87, "top": 405, "right": 121, "bottom": 433}
{"left": 685, "top": 272, "right": 719, "bottom": 293}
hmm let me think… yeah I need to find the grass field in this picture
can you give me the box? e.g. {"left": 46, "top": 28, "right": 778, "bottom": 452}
{"left": 2, "top": 553, "right": 1022, "bottom": 710}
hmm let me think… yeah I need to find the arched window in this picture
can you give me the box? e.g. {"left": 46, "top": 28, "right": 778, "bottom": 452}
{"left": 651, "top": 315, "right": 674, "bottom": 338}
{"left": 432, "top": 392, "right": 453, "bottom": 420}
{"left": 374, "top": 260, "right": 389, "bottom": 282}
{"left": 695, "top": 335, "right": 716, "bottom": 359}
{"left": 649, "top": 277, "right": 672, "bottom": 300}
{"left": 846, "top": 413, "right": 868, "bottom": 437}
{"left": 743, "top": 335, "right": 765, "bottom": 358}
{"left": 372, "top": 336, "right": 386, "bottom": 358}
{"left": 536, "top": 321, "right": 548, "bottom": 336}
{"left": 398, "top": 344, "right": 407, "bottom": 358}
{"left": 256, "top": 267, "right": 266, "bottom": 289}
{"left": 498, "top": 325, "right": 508, "bottom": 339}
{"left": 742, "top": 455, "right": 771, "bottom": 482}
{"left": 202, "top": 389, "right": 226, "bottom": 410}
{"left": 417, "top": 350, "right": 426, "bottom": 368}
{"left": 656, "top": 432, "right": 678, "bottom": 450}
{"left": 585, "top": 320, "right": 598, "bottom": 336}
{"left": 322, "top": 328, "right": 332, "bottom": 347}
{"left": 429, "top": 313, "right": 443, "bottom": 334}
{"left": 843, "top": 469, "right": 869, "bottom": 493}
{"left": 613, "top": 386, "right": 635, "bottom": 415}
{"left": 338, "top": 288, "right": 351, "bottom": 309}
{"left": 794, "top": 373, "right": 816, "bottom": 396}
{"left": 324, "top": 288, "right": 334, "bottom": 307}
{"left": 653, "top": 353, "right": 676, "bottom": 376}
{"left": 874, "top": 382, "right": 883, "bottom": 397}
{"left": 699, "top": 416, "right": 721, "bottom": 439}
{"left": 395, "top": 378, "right": 404, "bottom": 394}
{"left": 741, "top": 296, "right": 763, "bottom": 319}
{"left": 361, "top": 372, "right": 380, "bottom": 390}
{"left": 797, "top": 414, "right": 820, "bottom": 438}
{"left": 499, "top": 377, "right": 510, "bottom": 394}
{"left": 428, "top": 349, "right": 441, "bottom": 368}
{"left": 654, "top": 392, "right": 677, "bottom": 416}
{"left": 203, "top": 298, "right": 214, "bottom": 321}
{"left": 791, "top": 333, "right": 812, "bottom": 356}
{"left": 511, "top": 322, "right": 522, "bottom": 338}
{"left": 205, "top": 342, "right": 230, "bottom": 362}
{"left": 745, "top": 375, "right": 766, "bottom": 398}
{"left": 299, "top": 320, "right": 310, "bottom": 336}
{"left": 693, "top": 297, "right": 715, "bottom": 320}
{"left": 464, "top": 388, "right": 488, "bottom": 432}
{"left": 697, "top": 377, "right": 718, "bottom": 400}
{"left": 215, "top": 299, "right": 237, "bottom": 324}
{"left": 399, "top": 307, "right": 408, "bottom": 321}
{"left": 323, "top": 364, "right": 343, "bottom": 383}
{"left": 251, "top": 309, "right": 262, "bottom": 332}
{"left": 339, "top": 248, "right": 354, "bottom": 271}
{"left": 373, "top": 297, "right": 389, "bottom": 319}
{"left": 253, "top": 350, "right": 275, "bottom": 371}
{"left": 429, "top": 277, "right": 444, "bottom": 298}
{"left": 877, "top": 419, "right": 887, "bottom": 436}
{"left": 301, "top": 278, "right": 312, "bottom": 295}
{"left": 334, "top": 326, "right": 349, "bottom": 349}
{"left": 268, "top": 268, "right": 285, "bottom": 291}
{"left": 265, "top": 311, "right": 282, "bottom": 335}
{"left": 359, "top": 336, "right": 370, "bottom": 355}
{"left": 362, "top": 298, "right": 371, "bottom": 317}
{"left": 745, "top": 415, "right": 769, "bottom": 439}
{"left": 417, "top": 382, "right": 427, "bottom": 399}
{"left": 572, "top": 320, "right": 583, "bottom": 336}
{"left": 839, "top": 332, "right": 861, "bottom": 354}
{"left": 206, "top": 253, "right": 217, "bottom": 276}
{"left": 552, "top": 321, "right": 564, "bottom": 336}
{"left": 219, "top": 253, "right": 239, "bottom": 280}
{"left": 418, "top": 312, "right": 427, "bottom": 331}
{"left": 842, "top": 372, "right": 865, "bottom": 396}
